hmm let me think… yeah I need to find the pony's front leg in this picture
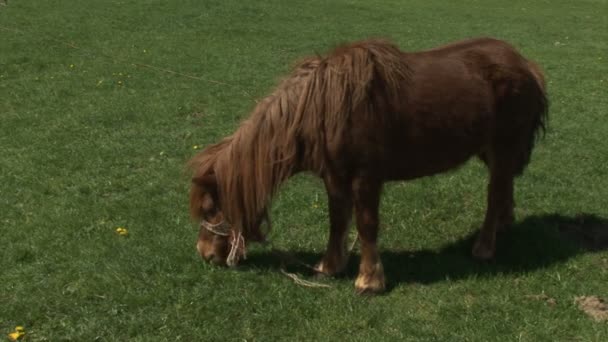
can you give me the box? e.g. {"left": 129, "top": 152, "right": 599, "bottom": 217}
{"left": 315, "top": 178, "right": 353, "bottom": 276}
{"left": 352, "top": 177, "right": 385, "bottom": 294}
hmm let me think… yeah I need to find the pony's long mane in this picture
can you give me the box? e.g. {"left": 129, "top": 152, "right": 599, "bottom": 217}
{"left": 189, "top": 40, "right": 411, "bottom": 237}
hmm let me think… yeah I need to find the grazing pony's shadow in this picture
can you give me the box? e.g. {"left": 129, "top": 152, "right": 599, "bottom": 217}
{"left": 244, "top": 214, "right": 608, "bottom": 291}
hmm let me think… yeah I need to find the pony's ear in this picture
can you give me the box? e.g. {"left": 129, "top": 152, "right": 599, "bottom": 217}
{"left": 192, "top": 173, "right": 218, "bottom": 204}
{"left": 192, "top": 174, "right": 217, "bottom": 191}
{"left": 190, "top": 173, "right": 218, "bottom": 220}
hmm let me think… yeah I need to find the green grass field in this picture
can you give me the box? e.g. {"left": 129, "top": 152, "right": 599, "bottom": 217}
{"left": 1, "top": 0, "right": 607, "bottom": 340}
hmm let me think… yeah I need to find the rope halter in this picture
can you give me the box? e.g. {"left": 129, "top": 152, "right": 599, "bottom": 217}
{"left": 200, "top": 219, "right": 246, "bottom": 267}
{"left": 200, "top": 219, "right": 231, "bottom": 236}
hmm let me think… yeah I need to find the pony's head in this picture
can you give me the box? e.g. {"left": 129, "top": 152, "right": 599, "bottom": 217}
{"left": 190, "top": 172, "right": 269, "bottom": 266}
{"left": 191, "top": 174, "right": 231, "bottom": 265}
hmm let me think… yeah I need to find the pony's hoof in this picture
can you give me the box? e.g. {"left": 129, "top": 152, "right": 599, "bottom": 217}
{"left": 314, "top": 257, "right": 347, "bottom": 277}
{"left": 313, "top": 262, "right": 335, "bottom": 280}
{"left": 354, "top": 262, "right": 385, "bottom": 294}
{"left": 354, "top": 275, "right": 385, "bottom": 295}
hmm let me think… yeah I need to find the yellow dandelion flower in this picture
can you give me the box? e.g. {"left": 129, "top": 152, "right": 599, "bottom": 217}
{"left": 115, "top": 227, "right": 128, "bottom": 236}
{"left": 193, "top": 145, "right": 199, "bottom": 149}
{"left": 7, "top": 326, "right": 25, "bottom": 341}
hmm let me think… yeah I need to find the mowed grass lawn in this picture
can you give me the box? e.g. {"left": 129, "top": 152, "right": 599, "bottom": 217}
{"left": 1, "top": 0, "right": 607, "bottom": 340}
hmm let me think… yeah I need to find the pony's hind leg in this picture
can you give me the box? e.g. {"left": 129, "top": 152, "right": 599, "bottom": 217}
{"left": 473, "top": 153, "right": 516, "bottom": 260}
{"left": 478, "top": 152, "right": 515, "bottom": 232}
{"left": 352, "top": 177, "right": 385, "bottom": 294}
{"left": 497, "top": 191, "right": 515, "bottom": 232}
{"left": 315, "top": 176, "right": 353, "bottom": 276}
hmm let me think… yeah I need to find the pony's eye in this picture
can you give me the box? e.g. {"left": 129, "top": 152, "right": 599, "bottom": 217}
{"left": 201, "top": 194, "right": 215, "bottom": 212}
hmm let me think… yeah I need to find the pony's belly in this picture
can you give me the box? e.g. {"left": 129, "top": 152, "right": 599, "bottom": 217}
{"left": 383, "top": 139, "right": 481, "bottom": 181}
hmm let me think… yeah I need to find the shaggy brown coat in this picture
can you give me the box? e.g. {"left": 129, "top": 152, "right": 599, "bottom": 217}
{"left": 189, "top": 37, "right": 547, "bottom": 292}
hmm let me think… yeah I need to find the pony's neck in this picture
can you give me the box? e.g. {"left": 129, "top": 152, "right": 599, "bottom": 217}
{"left": 215, "top": 97, "right": 310, "bottom": 235}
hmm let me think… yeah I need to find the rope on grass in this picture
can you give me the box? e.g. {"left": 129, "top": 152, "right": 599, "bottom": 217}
{"left": 279, "top": 269, "right": 332, "bottom": 288}
{"left": 273, "top": 232, "right": 359, "bottom": 289}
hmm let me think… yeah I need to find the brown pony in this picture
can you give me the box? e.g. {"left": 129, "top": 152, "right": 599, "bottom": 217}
{"left": 188, "top": 37, "right": 548, "bottom": 293}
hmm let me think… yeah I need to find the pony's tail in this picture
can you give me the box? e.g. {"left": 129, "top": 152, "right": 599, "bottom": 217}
{"left": 515, "top": 59, "right": 549, "bottom": 174}
{"left": 526, "top": 59, "right": 549, "bottom": 141}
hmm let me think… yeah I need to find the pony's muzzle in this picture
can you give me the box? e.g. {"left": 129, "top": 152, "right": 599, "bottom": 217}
{"left": 197, "top": 240, "right": 227, "bottom": 266}
{"left": 208, "top": 254, "right": 227, "bottom": 266}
